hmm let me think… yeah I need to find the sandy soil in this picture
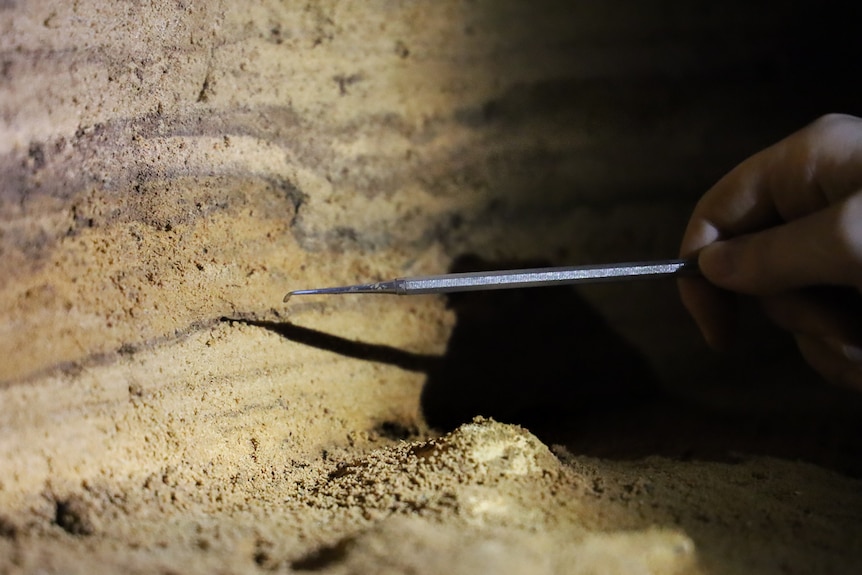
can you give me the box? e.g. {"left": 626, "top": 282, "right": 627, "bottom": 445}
{"left": 3, "top": 1, "right": 862, "bottom": 573}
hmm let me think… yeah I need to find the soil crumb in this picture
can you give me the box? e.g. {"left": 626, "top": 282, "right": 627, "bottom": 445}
{"left": 53, "top": 496, "right": 96, "bottom": 537}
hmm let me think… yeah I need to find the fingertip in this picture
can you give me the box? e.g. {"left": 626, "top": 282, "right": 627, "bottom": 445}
{"left": 679, "top": 217, "right": 722, "bottom": 260}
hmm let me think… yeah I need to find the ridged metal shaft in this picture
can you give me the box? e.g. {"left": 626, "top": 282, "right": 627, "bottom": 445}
{"left": 283, "top": 258, "right": 698, "bottom": 302}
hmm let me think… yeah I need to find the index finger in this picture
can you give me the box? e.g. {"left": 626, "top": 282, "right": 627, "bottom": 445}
{"left": 682, "top": 113, "right": 862, "bottom": 259}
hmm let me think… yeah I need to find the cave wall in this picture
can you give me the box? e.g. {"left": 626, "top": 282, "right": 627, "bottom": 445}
{"left": 4, "top": 0, "right": 860, "bottom": 386}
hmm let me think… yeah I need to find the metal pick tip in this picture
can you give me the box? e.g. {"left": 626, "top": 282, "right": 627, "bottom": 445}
{"left": 283, "top": 288, "right": 330, "bottom": 302}
{"left": 283, "top": 290, "right": 306, "bottom": 302}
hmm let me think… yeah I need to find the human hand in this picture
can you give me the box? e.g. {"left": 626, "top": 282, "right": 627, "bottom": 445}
{"left": 679, "top": 114, "right": 862, "bottom": 389}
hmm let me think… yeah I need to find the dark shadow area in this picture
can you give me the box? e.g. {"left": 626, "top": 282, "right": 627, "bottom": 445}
{"left": 421, "top": 255, "right": 662, "bottom": 430}
{"left": 419, "top": 256, "right": 862, "bottom": 478}
{"left": 229, "top": 319, "right": 441, "bottom": 373}
{"left": 542, "top": 397, "right": 862, "bottom": 478}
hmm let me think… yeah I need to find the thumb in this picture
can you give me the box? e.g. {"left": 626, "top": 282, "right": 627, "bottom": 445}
{"left": 699, "top": 196, "right": 862, "bottom": 294}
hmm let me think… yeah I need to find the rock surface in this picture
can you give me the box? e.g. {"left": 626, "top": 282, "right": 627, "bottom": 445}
{"left": 3, "top": 1, "right": 862, "bottom": 573}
